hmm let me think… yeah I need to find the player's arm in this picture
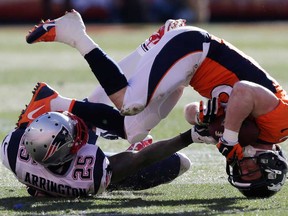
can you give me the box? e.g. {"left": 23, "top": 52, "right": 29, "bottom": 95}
{"left": 108, "top": 129, "right": 193, "bottom": 183}
{"left": 1, "top": 128, "right": 26, "bottom": 173}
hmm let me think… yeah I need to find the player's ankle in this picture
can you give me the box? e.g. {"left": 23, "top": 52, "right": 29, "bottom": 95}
{"left": 75, "top": 34, "right": 99, "bottom": 56}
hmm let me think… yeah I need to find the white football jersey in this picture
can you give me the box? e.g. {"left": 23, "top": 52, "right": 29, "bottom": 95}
{"left": 1, "top": 128, "right": 111, "bottom": 197}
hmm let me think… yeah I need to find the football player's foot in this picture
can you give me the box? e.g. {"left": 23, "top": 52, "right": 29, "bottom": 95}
{"left": 138, "top": 19, "right": 186, "bottom": 55}
{"left": 26, "top": 9, "right": 87, "bottom": 47}
{"left": 126, "top": 135, "right": 153, "bottom": 152}
{"left": 17, "top": 82, "right": 58, "bottom": 128}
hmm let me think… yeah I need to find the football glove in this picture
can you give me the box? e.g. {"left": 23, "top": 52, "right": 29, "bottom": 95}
{"left": 196, "top": 97, "right": 224, "bottom": 126}
{"left": 216, "top": 137, "right": 243, "bottom": 161}
{"left": 191, "top": 125, "right": 217, "bottom": 144}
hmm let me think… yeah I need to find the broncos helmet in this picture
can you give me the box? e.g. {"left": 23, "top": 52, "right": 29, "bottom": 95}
{"left": 226, "top": 145, "right": 288, "bottom": 198}
{"left": 23, "top": 111, "right": 88, "bottom": 166}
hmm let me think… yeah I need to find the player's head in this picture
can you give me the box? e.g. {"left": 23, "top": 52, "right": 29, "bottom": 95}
{"left": 23, "top": 111, "right": 88, "bottom": 166}
{"left": 226, "top": 144, "right": 288, "bottom": 198}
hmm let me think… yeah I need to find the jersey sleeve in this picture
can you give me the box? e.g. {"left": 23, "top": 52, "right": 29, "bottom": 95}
{"left": 1, "top": 128, "right": 24, "bottom": 174}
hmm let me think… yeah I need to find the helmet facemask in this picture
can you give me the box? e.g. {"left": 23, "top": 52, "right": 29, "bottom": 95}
{"left": 226, "top": 145, "right": 288, "bottom": 198}
{"left": 64, "top": 111, "right": 88, "bottom": 154}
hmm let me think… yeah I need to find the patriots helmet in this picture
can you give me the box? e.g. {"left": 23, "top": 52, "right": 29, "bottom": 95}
{"left": 23, "top": 111, "right": 88, "bottom": 166}
{"left": 226, "top": 145, "right": 288, "bottom": 198}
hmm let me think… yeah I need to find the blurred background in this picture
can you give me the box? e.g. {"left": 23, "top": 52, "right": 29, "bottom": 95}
{"left": 1, "top": 0, "right": 288, "bottom": 24}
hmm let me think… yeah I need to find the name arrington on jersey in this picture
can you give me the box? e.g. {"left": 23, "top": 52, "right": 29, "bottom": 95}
{"left": 24, "top": 172, "right": 88, "bottom": 197}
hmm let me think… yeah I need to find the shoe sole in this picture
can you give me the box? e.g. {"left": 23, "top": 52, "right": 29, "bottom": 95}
{"left": 26, "top": 22, "right": 56, "bottom": 44}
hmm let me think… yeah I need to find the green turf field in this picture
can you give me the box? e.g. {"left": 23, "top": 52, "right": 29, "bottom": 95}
{"left": 1, "top": 22, "right": 288, "bottom": 215}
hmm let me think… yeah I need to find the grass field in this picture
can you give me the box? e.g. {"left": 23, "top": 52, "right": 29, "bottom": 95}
{"left": 1, "top": 22, "right": 288, "bottom": 215}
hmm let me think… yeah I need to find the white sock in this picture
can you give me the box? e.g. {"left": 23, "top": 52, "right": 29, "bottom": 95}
{"left": 51, "top": 95, "right": 74, "bottom": 112}
{"left": 223, "top": 129, "right": 238, "bottom": 145}
{"left": 76, "top": 34, "right": 99, "bottom": 56}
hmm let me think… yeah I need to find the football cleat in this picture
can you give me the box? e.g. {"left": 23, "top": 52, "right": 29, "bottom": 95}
{"left": 17, "top": 82, "right": 58, "bottom": 128}
{"left": 26, "top": 9, "right": 87, "bottom": 47}
{"left": 126, "top": 135, "right": 153, "bottom": 152}
{"left": 138, "top": 19, "right": 186, "bottom": 55}
{"left": 26, "top": 20, "right": 56, "bottom": 44}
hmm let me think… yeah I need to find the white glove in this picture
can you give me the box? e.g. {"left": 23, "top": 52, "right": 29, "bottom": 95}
{"left": 191, "top": 125, "right": 217, "bottom": 144}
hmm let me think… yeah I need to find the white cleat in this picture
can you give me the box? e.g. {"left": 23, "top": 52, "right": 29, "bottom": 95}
{"left": 26, "top": 9, "right": 98, "bottom": 55}
{"left": 54, "top": 9, "right": 87, "bottom": 47}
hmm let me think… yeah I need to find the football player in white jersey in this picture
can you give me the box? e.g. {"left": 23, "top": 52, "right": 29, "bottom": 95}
{"left": 26, "top": 10, "right": 286, "bottom": 148}
{"left": 26, "top": 9, "right": 187, "bottom": 145}
{"left": 1, "top": 83, "right": 194, "bottom": 197}
{"left": 1, "top": 111, "right": 193, "bottom": 197}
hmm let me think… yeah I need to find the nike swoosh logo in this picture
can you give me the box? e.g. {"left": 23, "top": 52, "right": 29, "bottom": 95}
{"left": 43, "top": 23, "right": 55, "bottom": 31}
{"left": 221, "top": 147, "right": 228, "bottom": 154}
{"left": 27, "top": 105, "right": 45, "bottom": 120}
{"left": 281, "top": 128, "right": 288, "bottom": 133}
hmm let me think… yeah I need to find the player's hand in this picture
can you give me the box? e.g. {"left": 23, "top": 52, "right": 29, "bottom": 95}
{"left": 191, "top": 125, "right": 217, "bottom": 144}
{"left": 197, "top": 97, "right": 223, "bottom": 125}
{"left": 216, "top": 137, "right": 243, "bottom": 161}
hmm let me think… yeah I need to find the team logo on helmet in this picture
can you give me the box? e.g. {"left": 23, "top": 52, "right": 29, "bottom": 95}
{"left": 42, "top": 126, "right": 72, "bottom": 162}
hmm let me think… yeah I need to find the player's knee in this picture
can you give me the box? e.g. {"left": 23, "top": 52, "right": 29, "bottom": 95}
{"left": 124, "top": 111, "right": 156, "bottom": 144}
{"left": 121, "top": 93, "right": 146, "bottom": 116}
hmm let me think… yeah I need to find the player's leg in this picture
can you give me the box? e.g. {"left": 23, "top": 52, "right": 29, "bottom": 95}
{"left": 86, "top": 19, "right": 186, "bottom": 104}
{"left": 108, "top": 127, "right": 193, "bottom": 183}
{"left": 17, "top": 82, "right": 126, "bottom": 138}
{"left": 26, "top": 12, "right": 201, "bottom": 116}
{"left": 120, "top": 28, "right": 209, "bottom": 116}
{"left": 86, "top": 27, "right": 195, "bottom": 116}
{"left": 85, "top": 49, "right": 143, "bottom": 104}
{"left": 26, "top": 10, "right": 128, "bottom": 110}
{"left": 26, "top": 9, "right": 168, "bottom": 109}
{"left": 124, "top": 87, "right": 184, "bottom": 143}
{"left": 223, "top": 81, "right": 279, "bottom": 143}
{"left": 87, "top": 74, "right": 184, "bottom": 145}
